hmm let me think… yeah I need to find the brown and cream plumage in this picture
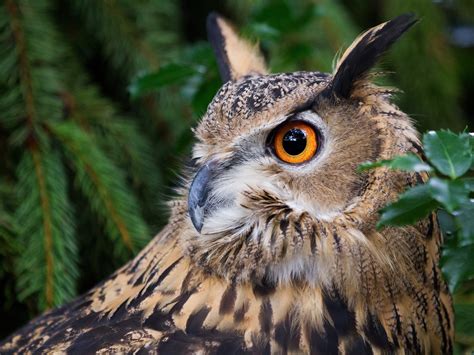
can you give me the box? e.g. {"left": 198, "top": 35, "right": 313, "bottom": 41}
{"left": 0, "top": 13, "right": 453, "bottom": 354}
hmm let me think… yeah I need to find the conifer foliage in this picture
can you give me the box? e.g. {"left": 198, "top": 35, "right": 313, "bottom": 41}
{"left": 0, "top": 0, "right": 181, "bottom": 320}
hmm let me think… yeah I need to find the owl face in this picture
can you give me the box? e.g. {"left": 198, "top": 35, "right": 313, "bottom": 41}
{"left": 184, "top": 14, "right": 418, "bottom": 284}
{"left": 191, "top": 73, "right": 379, "bottom": 232}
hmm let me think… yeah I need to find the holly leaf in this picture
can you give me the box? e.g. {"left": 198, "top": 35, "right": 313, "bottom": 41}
{"left": 377, "top": 184, "right": 439, "bottom": 228}
{"left": 423, "top": 130, "right": 472, "bottom": 179}
{"left": 357, "top": 153, "right": 432, "bottom": 173}
{"left": 428, "top": 177, "right": 470, "bottom": 213}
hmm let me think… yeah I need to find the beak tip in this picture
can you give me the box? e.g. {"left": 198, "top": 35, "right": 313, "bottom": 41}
{"left": 190, "top": 212, "right": 203, "bottom": 233}
{"left": 188, "top": 200, "right": 205, "bottom": 233}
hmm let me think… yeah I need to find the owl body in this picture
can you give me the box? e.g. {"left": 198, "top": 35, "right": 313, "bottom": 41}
{"left": 0, "top": 14, "right": 453, "bottom": 354}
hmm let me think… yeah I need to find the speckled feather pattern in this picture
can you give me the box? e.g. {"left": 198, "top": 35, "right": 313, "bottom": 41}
{"left": 0, "top": 15, "right": 453, "bottom": 355}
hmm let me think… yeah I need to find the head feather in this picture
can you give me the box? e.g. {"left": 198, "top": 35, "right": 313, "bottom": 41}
{"left": 206, "top": 12, "right": 267, "bottom": 82}
{"left": 327, "top": 13, "right": 418, "bottom": 99}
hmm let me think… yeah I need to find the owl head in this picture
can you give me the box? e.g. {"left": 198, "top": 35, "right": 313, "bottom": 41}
{"left": 183, "top": 14, "right": 424, "bottom": 289}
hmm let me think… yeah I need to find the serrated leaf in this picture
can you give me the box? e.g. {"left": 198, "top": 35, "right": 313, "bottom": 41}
{"left": 128, "top": 63, "right": 203, "bottom": 99}
{"left": 428, "top": 177, "right": 470, "bottom": 213}
{"left": 358, "top": 153, "right": 432, "bottom": 173}
{"left": 423, "top": 130, "right": 472, "bottom": 179}
{"left": 377, "top": 184, "right": 439, "bottom": 228}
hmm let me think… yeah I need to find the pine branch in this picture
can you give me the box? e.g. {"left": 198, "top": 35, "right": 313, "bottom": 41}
{"left": 65, "top": 0, "right": 180, "bottom": 80}
{"left": 62, "top": 86, "right": 162, "bottom": 199}
{"left": 50, "top": 121, "right": 150, "bottom": 259}
{"left": 0, "top": 0, "right": 64, "bottom": 146}
{"left": 59, "top": 0, "right": 185, "bottom": 190}
{"left": 14, "top": 146, "right": 78, "bottom": 310}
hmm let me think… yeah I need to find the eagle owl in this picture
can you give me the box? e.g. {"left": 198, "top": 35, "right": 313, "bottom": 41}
{"left": 0, "top": 13, "right": 454, "bottom": 354}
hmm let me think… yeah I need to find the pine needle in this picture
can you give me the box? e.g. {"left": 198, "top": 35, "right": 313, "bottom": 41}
{"left": 15, "top": 147, "right": 78, "bottom": 310}
{"left": 50, "top": 122, "right": 150, "bottom": 260}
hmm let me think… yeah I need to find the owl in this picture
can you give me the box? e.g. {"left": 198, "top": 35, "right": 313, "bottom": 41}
{"left": 0, "top": 12, "right": 453, "bottom": 354}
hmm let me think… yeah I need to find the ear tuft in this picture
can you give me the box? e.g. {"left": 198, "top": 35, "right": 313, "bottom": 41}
{"left": 206, "top": 12, "right": 267, "bottom": 83}
{"left": 328, "top": 13, "right": 418, "bottom": 99}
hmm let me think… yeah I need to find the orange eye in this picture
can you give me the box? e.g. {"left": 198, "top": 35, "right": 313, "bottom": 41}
{"left": 273, "top": 121, "right": 318, "bottom": 164}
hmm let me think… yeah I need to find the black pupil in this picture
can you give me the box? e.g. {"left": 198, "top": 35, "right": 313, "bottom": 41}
{"left": 282, "top": 128, "right": 307, "bottom": 155}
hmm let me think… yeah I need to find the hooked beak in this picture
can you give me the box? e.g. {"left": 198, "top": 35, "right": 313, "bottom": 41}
{"left": 188, "top": 162, "right": 216, "bottom": 233}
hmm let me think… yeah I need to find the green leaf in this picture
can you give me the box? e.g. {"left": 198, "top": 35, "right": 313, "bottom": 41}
{"left": 128, "top": 63, "right": 203, "bottom": 99}
{"left": 358, "top": 153, "right": 432, "bottom": 172}
{"left": 455, "top": 200, "right": 474, "bottom": 243}
{"left": 437, "top": 209, "right": 457, "bottom": 239}
{"left": 428, "top": 177, "right": 470, "bottom": 213}
{"left": 442, "top": 243, "right": 474, "bottom": 292}
{"left": 423, "top": 130, "right": 472, "bottom": 179}
{"left": 377, "top": 184, "right": 439, "bottom": 228}
{"left": 247, "top": 22, "right": 280, "bottom": 40}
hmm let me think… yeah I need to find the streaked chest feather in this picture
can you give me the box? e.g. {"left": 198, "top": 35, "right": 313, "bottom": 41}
{"left": 0, "top": 218, "right": 453, "bottom": 354}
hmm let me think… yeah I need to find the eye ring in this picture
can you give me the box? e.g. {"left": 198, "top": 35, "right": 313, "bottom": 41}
{"left": 273, "top": 121, "right": 318, "bottom": 164}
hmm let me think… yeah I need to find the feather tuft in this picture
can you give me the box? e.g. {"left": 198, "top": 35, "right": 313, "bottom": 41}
{"left": 327, "top": 13, "right": 418, "bottom": 99}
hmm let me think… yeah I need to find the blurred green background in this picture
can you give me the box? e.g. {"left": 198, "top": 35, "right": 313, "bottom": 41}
{"left": 0, "top": 0, "right": 473, "bottom": 351}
